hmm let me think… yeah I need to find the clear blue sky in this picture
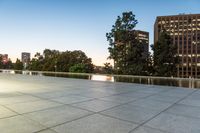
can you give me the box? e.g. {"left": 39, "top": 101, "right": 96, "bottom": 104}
{"left": 0, "top": 0, "right": 200, "bottom": 66}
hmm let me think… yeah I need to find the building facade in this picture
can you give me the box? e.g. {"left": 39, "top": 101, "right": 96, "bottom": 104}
{"left": 135, "top": 30, "right": 149, "bottom": 58}
{"left": 21, "top": 52, "right": 31, "bottom": 69}
{"left": 154, "top": 14, "right": 200, "bottom": 78}
{"left": 114, "top": 30, "right": 149, "bottom": 69}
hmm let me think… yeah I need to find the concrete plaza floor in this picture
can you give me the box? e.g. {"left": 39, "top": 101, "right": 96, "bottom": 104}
{"left": 0, "top": 73, "right": 200, "bottom": 133}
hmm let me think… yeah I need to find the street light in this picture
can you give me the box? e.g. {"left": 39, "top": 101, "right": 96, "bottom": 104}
{"left": 54, "top": 60, "right": 57, "bottom": 72}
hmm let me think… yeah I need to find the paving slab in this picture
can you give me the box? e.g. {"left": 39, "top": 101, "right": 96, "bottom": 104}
{"left": 37, "top": 129, "right": 57, "bottom": 133}
{"left": 0, "top": 92, "right": 22, "bottom": 98}
{"left": 130, "top": 126, "right": 167, "bottom": 133}
{"left": 144, "top": 94, "right": 182, "bottom": 103}
{"left": 72, "top": 99, "right": 121, "bottom": 112}
{"left": 24, "top": 105, "right": 93, "bottom": 127}
{"left": 118, "top": 91, "right": 152, "bottom": 98}
{"left": 99, "top": 94, "right": 140, "bottom": 104}
{"left": 186, "top": 92, "right": 200, "bottom": 100}
{"left": 159, "top": 88, "right": 194, "bottom": 98}
{"left": 0, "top": 95, "right": 42, "bottom": 105}
{"left": 0, "top": 105, "right": 17, "bottom": 119}
{"left": 179, "top": 98, "right": 200, "bottom": 107}
{"left": 0, "top": 73, "right": 199, "bottom": 133}
{"left": 145, "top": 112, "right": 200, "bottom": 133}
{"left": 51, "top": 95, "right": 94, "bottom": 104}
{"left": 166, "top": 104, "right": 200, "bottom": 119}
{"left": 93, "top": 86, "right": 138, "bottom": 94}
{"left": 102, "top": 104, "right": 160, "bottom": 124}
{"left": 135, "top": 87, "right": 167, "bottom": 94}
{"left": 77, "top": 91, "right": 113, "bottom": 98}
{"left": 129, "top": 99, "right": 173, "bottom": 112}
{"left": 5, "top": 100, "right": 62, "bottom": 114}
{"left": 31, "top": 90, "right": 73, "bottom": 99}
{"left": 52, "top": 114, "right": 137, "bottom": 133}
{"left": 0, "top": 115, "right": 45, "bottom": 133}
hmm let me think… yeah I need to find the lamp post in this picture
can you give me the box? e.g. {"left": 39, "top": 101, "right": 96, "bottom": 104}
{"left": 54, "top": 60, "right": 57, "bottom": 72}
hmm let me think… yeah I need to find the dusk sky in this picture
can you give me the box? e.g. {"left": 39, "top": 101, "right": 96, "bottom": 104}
{"left": 0, "top": 0, "right": 200, "bottom": 66}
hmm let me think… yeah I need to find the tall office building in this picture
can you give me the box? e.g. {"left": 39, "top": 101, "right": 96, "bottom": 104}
{"left": 154, "top": 14, "right": 200, "bottom": 78}
{"left": 115, "top": 30, "right": 149, "bottom": 58}
{"left": 114, "top": 30, "right": 149, "bottom": 69}
{"left": 21, "top": 52, "right": 31, "bottom": 69}
{"left": 135, "top": 30, "right": 149, "bottom": 58}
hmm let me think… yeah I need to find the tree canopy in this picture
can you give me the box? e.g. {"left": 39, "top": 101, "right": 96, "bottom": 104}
{"left": 103, "top": 62, "right": 113, "bottom": 74}
{"left": 151, "top": 30, "right": 179, "bottom": 77}
{"left": 14, "top": 59, "right": 23, "bottom": 70}
{"left": 106, "top": 11, "right": 149, "bottom": 75}
{"left": 28, "top": 49, "right": 94, "bottom": 73}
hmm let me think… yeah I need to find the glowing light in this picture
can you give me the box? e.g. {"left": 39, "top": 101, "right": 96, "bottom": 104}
{"left": 91, "top": 75, "right": 114, "bottom": 82}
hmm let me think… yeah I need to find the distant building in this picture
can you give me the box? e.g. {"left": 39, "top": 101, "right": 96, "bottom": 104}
{"left": 0, "top": 54, "right": 8, "bottom": 64}
{"left": 113, "top": 30, "right": 149, "bottom": 70}
{"left": 21, "top": 52, "right": 31, "bottom": 69}
{"left": 134, "top": 30, "right": 149, "bottom": 58}
{"left": 115, "top": 30, "right": 149, "bottom": 57}
{"left": 154, "top": 14, "right": 200, "bottom": 78}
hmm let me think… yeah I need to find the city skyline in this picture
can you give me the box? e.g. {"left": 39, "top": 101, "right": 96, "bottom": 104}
{"left": 0, "top": 0, "right": 200, "bottom": 66}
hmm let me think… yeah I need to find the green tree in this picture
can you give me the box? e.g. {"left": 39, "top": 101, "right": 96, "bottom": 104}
{"left": 55, "top": 50, "right": 93, "bottom": 73}
{"left": 28, "top": 52, "right": 44, "bottom": 71}
{"left": 0, "top": 56, "right": 13, "bottom": 69}
{"left": 106, "top": 11, "right": 148, "bottom": 75}
{"left": 28, "top": 49, "right": 94, "bottom": 73}
{"left": 3, "top": 59, "right": 13, "bottom": 69}
{"left": 14, "top": 59, "right": 23, "bottom": 70}
{"left": 56, "top": 51, "right": 71, "bottom": 72}
{"left": 152, "top": 30, "right": 179, "bottom": 77}
{"left": 42, "top": 49, "right": 59, "bottom": 71}
{"left": 0, "top": 56, "right": 3, "bottom": 69}
{"left": 146, "top": 53, "right": 154, "bottom": 75}
{"left": 69, "top": 63, "right": 86, "bottom": 73}
{"left": 103, "top": 62, "right": 113, "bottom": 74}
{"left": 69, "top": 50, "right": 94, "bottom": 73}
